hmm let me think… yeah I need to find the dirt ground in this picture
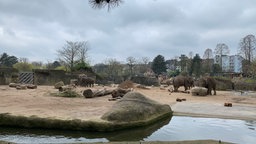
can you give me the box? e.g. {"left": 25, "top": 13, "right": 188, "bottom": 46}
{"left": 0, "top": 85, "right": 256, "bottom": 121}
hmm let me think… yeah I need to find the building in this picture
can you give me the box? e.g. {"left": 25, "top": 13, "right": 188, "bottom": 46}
{"left": 214, "top": 55, "right": 243, "bottom": 73}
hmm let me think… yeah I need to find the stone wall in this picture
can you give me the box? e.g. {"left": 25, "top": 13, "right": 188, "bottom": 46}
{"left": 0, "top": 68, "right": 19, "bottom": 85}
{"left": 131, "top": 76, "right": 159, "bottom": 86}
{"left": 33, "top": 69, "right": 77, "bottom": 85}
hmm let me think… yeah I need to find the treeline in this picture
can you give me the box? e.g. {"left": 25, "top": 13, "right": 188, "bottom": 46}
{"left": 1, "top": 34, "right": 256, "bottom": 80}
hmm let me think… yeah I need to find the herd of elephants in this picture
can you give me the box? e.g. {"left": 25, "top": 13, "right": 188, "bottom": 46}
{"left": 78, "top": 74, "right": 217, "bottom": 96}
{"left": 171, "top": 75, "right": 216, "bottom": 95}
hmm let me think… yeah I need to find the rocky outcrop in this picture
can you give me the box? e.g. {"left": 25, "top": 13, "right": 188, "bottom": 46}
{"left": 101, "top": 92, "right": 172, "bottom": 129}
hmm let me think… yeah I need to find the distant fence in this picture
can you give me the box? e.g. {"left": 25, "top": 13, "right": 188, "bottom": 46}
{"left": 19, "top": 72, "right": 34, "bottom": 84}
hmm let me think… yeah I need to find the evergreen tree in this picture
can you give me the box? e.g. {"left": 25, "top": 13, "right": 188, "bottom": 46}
{"left": 151, "top": 55, "right": 167, "bottom": 75}
{"left": 0, "top": 53, "right": 18, "bottom": 67}
{"left": 191, "top": 54, "right": 202, "bottom": 77}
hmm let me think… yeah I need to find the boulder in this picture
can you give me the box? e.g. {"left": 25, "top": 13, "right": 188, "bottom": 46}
{"left": 54, "top": 81, "right": 64, "bottom": 89}
{"left": 27, "top": 84, "right": 37, "bottom": 89}
{"left": 191, "top": 87, "right": 207, "bottom": 96}
{"left": 16, "top": 85, "right": 27, "bottom": 90}
{"left": 101, "top": 92, "right": 172, "bottom": 124}
{"left": 9, "top": 83, "right": 19, "bottom": 88}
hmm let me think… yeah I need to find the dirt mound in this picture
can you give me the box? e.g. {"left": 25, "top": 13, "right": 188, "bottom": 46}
{"left": 118, "top": 80, "right": 134, "bottom": 89}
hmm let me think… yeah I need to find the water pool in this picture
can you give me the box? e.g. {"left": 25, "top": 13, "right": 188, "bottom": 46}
{"left": 0, "top": 116, "right": 255, "bottom": 144}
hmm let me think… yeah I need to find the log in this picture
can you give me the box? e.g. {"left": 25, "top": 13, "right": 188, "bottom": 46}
{"left": 83, "top": 89, "right": 94, "bottom": 98}
{"left": 83, "top": 89, "right": 113, "bottom": 98}
{"left": 93, "top": 89, "right": 113, "bottom": 97}
{"left": 83, "top": 88, "right": 132, "bottom": 99}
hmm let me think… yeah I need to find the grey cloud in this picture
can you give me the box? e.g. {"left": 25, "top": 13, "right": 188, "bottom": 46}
{"left": 0, "top": 0, "right": 256, "bottom": 65}
{"left": 0, "top": 0, "right": 69, "bottom": 23}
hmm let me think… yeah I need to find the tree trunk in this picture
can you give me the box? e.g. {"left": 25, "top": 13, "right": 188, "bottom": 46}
{"left": 83, "top": 88, "right": 132, "bottom": 99}
{"left": 83, "top": 89, "right": 113, "bottom": 98}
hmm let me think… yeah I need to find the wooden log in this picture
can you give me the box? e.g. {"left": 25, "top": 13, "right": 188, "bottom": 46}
{"left": 83, "top": 89, "right": 113, "bottom": 98}
{"left": 93, "top": 89, "right": 113, "bottom": 97}
{"left": 224, "top": 103, "right": 232, "bottom": 107}
{"left": 83, "top": 88, "right": 132, "bottom": 99}
{"left": 83, "top": 89, "right": 93, "bottom": 98}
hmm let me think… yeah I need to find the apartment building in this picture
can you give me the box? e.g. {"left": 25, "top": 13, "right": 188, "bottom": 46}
{"left": 214, "top": 55, "right": 243, "bottom": 73}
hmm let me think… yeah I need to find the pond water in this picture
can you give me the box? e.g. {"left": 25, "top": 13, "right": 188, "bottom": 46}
{"left": 0, "top": 116, "right": 255, "bottom": 144}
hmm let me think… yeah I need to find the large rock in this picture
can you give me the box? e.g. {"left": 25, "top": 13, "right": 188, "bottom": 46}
{"left": 54, "top": 81, "right": 64, "bottom": 89}
{"left": 101, "top": 92, "right": 172, "bottom": 124}
{"left": 191, "top": 87, "right": 207, "bottom": 96}
{"left": 9, "top": 83, "right": 19, "bottom": 88}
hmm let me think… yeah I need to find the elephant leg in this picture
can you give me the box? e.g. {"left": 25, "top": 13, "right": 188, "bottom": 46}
{"left": 213, "top": 88, "right": 216, "bottom": 95}
{"left": 207, "top": 88, "right": 212, "bottom": 95}
{"left": 174, "top": 86, "right": 178, "bottom": 92}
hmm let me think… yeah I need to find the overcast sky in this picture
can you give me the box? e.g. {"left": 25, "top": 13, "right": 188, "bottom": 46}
{"left": 0, "top": 0, "right": 255, "bottom": 65}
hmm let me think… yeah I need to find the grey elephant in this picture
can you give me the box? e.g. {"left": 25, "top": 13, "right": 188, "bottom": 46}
{"left": 172, "top": 75, "right": 194, "bottom": 92}
{"left": 79, "top": 77, "right": 95, "bottom": 87}
{"left": 197, "top": 77, "right": 216, "bottom": 95}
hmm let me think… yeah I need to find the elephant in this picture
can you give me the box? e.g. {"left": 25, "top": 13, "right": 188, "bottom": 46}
{"left": 79, "top": 77, "right": 95, "bottom": 87}
{"left": 165, "top": 78, "right": 173, "bottom": 86}
{"left": 197, "top": 77, "right": 216, "bottom": 95}
{"left": 172, "top": 75, "right": 194, "bottom": 92}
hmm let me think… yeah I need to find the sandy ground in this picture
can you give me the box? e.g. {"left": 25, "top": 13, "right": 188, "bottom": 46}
{"left": 0, "top": 85, "right": 256, "bottom": 121}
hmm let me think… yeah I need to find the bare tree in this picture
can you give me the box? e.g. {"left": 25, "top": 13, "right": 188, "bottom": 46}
{"left": 215, "top": 43, "right": 229, "bottom": 56}
{"left": 126, "top": 56, "right": 136, "bottom": 76}
{"left": 79, "top": 41, "right": 89, "bottom": 63}
{"left": 239, "top": 34, "right": 256, "bottom": 64}
{"left": 19, "top": 57, "right": 29, "bottom": 63}
{"left": 57, "top": 41, "right": 89, "bottom": 72}
{"left": 105, "top": 58, "right": 123, "bottom": 82}
{"left": 203, "top": 48, "right": 213, "bottom": 74}
{"left": 141, "top": 57, "right": 150, "bottom": 65}
{"left": 31, "top": 61, "right": 43, "bottom": 68}
{"left": 136, "top": 57, "right": 149, "bottom": 74}
{"left": 214, "top": 43, "right": 229, "bottom": 70}
{"left": 203, "top": 48, "right": 213, "bottom": 59}
{"left": 188, "top": 51, "right": 194, "bottom": 59}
